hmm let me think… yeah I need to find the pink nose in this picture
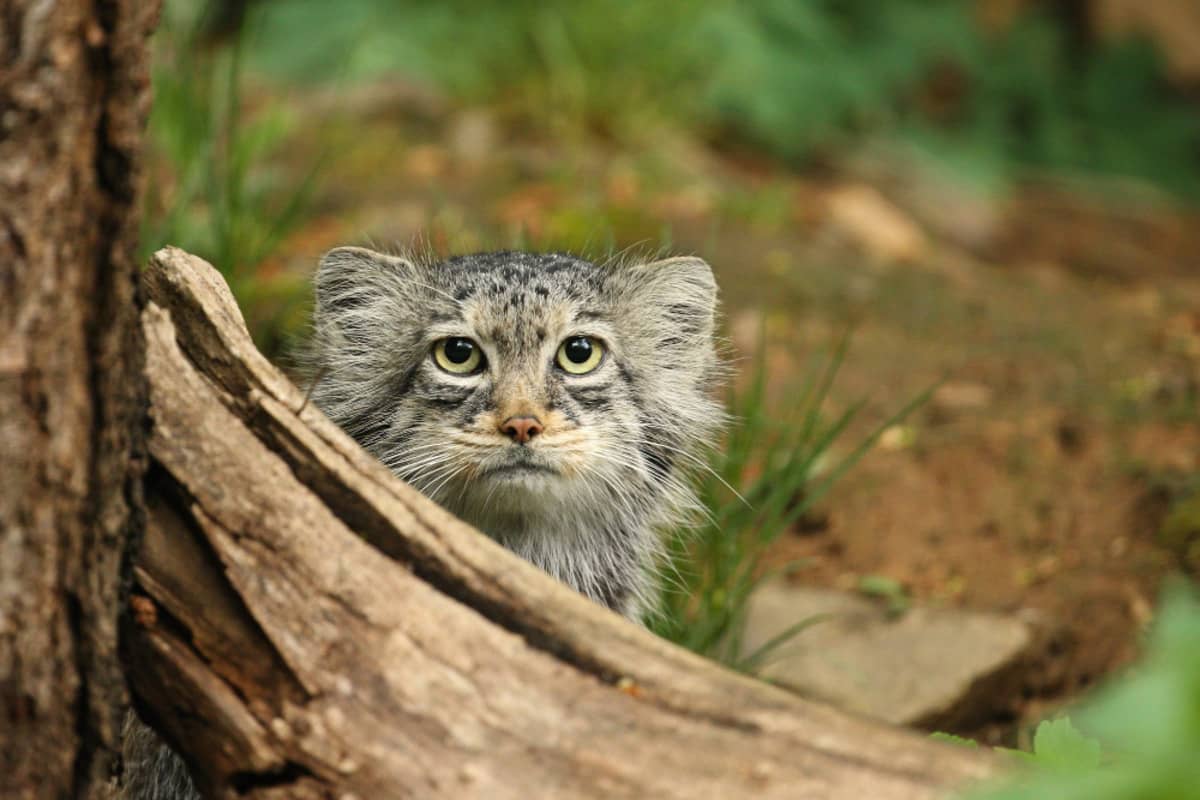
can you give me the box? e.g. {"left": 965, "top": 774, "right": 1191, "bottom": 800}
{"left": 500, "top": 416, "right": 543, "bottom": 444}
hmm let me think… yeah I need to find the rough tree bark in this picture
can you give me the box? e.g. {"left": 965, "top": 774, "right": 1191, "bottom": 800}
{"left": 0, "top": 2, "right": 158, "bottom": 798}
{"left": 126, "top": 247, "right": 1001, "bottom": 799}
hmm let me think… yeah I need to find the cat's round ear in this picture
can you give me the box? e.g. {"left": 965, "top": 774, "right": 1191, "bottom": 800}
{"left": 315, "top": 247, "right": 416, "bottom": 318}
{"left": 633, "top": 255, "right": 718, "bottom": 338}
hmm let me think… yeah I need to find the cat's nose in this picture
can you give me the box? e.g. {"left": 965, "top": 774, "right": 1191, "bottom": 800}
{"left": 500, "top": 415, "right": 543, "bottom": 444}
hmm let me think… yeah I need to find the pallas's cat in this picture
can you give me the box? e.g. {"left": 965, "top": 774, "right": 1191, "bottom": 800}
{"left": 307, "top": 247, "right": 724, "bottom": 620}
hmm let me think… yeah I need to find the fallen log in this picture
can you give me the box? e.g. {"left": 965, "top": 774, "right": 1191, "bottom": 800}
{"left": 125, "top": 246, "right": 1000, "bottom": 799}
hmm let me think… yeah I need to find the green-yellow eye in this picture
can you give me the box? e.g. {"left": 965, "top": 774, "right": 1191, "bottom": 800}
{"left": 433, "top": 337, "right": 484, "bottom": 374}
{"left": 556, "top": 336, "right": 604, "bottom": 375}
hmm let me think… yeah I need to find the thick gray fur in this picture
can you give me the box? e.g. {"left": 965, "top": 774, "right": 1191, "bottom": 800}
{"left": 123, "top": 247, "right": 724, "bottom": 799}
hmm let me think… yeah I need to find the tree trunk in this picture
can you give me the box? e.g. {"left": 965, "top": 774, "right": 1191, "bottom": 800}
{"left": 127, "top": 247, "right": 1000, "bottom": 799}
{"left": 0, "top": 2, "right": 159, "bottom": 797}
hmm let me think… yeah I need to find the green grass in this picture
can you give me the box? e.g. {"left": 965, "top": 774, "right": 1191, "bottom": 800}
{"left": 142, "top": 9, "right": 319, "bottom": 356}
{"left": 651, "top": 332, "right": 932, "bottom": 668}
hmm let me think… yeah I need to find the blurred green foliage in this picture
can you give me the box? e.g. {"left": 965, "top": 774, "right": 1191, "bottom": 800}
{"left": 241, "top": 0, "right": 706, "bottom": 135}
{"left": 706, "top": 2, "right": 1200, "bottom": 198}
{"left": 143, "top": 6, "right": 318, "bottom": 355}
{"left": 232, "top": 0, "right": 1200, "bottom": 199}
{"left": 960, "top": 581, "right": 1200, "bottom": 800}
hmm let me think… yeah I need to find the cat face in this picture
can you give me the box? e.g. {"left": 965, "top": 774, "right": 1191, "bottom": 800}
{"left": 308, "top": 248, "right": 723, "bottom": 546}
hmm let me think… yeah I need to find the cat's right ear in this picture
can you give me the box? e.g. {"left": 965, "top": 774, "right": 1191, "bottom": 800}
{"left": 315, "top": 246, "right": 417, "bottom": 319}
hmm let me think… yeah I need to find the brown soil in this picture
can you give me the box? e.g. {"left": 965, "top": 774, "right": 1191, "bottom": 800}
{"left": 742, "top": 188, "right": 1200, "bottom": 742}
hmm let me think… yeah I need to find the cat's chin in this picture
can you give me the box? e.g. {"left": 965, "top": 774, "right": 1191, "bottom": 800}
{"left": 474, "top": 466, "right": 566, "bottom": 503}
{"left": 451, "top": 460, "right": 580, "bottom": 515}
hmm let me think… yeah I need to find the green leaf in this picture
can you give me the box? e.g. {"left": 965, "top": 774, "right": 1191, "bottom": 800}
{"left": 1030, "top": 717, "right": 1103, "bottom": 772}
{"left": 857, "top": 574, "right": 911, "bottom": 615}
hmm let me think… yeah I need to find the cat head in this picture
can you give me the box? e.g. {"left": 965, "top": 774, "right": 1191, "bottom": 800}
{"left": 307, "top": 246, "right": 724, "bottom": 542}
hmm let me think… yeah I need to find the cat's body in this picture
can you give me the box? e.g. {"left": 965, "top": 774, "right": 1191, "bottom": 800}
{"left": 123, "top": 247, "right": 723, "bottom": 798}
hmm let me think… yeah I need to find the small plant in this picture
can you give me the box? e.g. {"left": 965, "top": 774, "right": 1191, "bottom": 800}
{"left": 857, "top": 574, "right": 912, "bottom": 617}
{"left": 651, "top": 333, "right": 931, "bottom": 668}
{"left": 939, "top": 581, "right": 1200, "bottom": 800}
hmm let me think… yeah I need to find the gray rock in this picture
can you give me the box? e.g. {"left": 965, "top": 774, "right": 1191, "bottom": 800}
{"left": 740, "top": 580, "right": 1036, "bottom": 730}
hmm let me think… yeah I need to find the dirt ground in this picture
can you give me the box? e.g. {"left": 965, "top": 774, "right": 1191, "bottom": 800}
{"left": 267, "top": 97, "right": 1200, "bottom": 742}
{"left": 761, "top": 268, "right": 1200, "bottom": 741}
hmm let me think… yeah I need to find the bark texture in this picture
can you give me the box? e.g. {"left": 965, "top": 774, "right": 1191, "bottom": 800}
{"left": 0, "top": 2, "right": 158, "bottom": 797}
{"left": 128, "top": 247, "right": 1000, "bottom": 799}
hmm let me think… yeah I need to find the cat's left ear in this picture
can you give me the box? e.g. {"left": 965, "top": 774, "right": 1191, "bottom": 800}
{"left": 314, "top": 246, "right": 417, "bottom": 321}
{"left": 313, "top": 246, "right": 429, "bottom": 354}
{"left": 632, "top": 255, "right": 718, "bottom": 340}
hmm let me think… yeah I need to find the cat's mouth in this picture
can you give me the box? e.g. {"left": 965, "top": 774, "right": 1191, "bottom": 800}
{"left": 480, "top": 461, "right": 559, "bottom": 478}
{"left": 472, "top": 442, "right": 569, "bottom": 483}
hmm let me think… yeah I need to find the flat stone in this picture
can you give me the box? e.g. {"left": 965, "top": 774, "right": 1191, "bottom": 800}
{"left": 740, "top": 580, "right": 1036, "bottom": 729}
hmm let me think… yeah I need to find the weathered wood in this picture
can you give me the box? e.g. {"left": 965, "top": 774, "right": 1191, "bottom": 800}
{"left": 0, "top": 2, "right": 158, "bottom": 797}
{"left": 128, "top": 247, "right": 1000, "bottom": 799}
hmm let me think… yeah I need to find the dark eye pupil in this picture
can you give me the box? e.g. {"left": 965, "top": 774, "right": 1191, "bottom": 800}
{"left": 565, "top": 337, "right": 592, "bottom": 364}
{"left": 444, "top": 338, "right": 474, "bottom": 364}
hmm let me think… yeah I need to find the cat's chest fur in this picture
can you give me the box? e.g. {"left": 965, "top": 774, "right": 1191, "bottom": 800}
{"left": 307, "top": 248, "right": 723, "bottom": 621}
